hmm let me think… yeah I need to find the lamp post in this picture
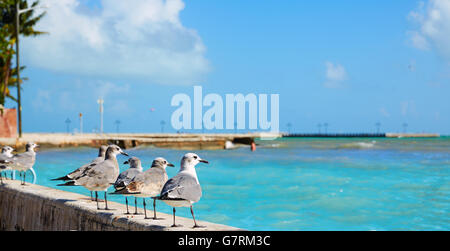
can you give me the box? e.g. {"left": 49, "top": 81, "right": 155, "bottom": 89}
{"left": 79, "top": 113, "right": 83, "bottom": 134}
{"left": 160, "top": 120, "right": 166, "bottom": 133}
{"left": 375, "top": 122, "right": 381, "bottom": 134}
{"left": 97, "top": 98, "right": 104, "bottom": 134}
{"left": 115, "top": 119, "right": 121, "bottom": 133}
{"left": 286, "top": 122, "right": 292, "bottom": 134}
{"left": 15, "top": 1, "right": 46, "bottom": 138}
{"left": 402, "top": 123, "right": 408, "bottom": 134}
{"left": 65, "top": 118, "right": 71, "bottom": 133}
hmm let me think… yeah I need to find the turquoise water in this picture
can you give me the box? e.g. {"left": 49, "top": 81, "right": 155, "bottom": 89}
{"left": 25, "top": 137, "right": 450, "bottom": 230}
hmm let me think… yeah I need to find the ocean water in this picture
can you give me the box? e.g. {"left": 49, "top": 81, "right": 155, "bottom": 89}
{"left": 16, "top": 137, "right": 450, "bottom": 230}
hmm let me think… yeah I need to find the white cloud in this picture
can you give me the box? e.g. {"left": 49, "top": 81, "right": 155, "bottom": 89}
{"left": 23, "top": 0, "right": 209, "bottom": 85}
{"left": 408, "top": 0, "right": 450, "bottom": 61}
{"left": 324, "top": 61, "right": 347, "bottom": 88}
{"left": 408, "top": 31, "right": 430, "bottom": 50}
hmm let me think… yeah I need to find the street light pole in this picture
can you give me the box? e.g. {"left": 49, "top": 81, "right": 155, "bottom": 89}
{"left": 79, "top": 113, "right": 83, "bottom": 134}
{"left": 65, "top": 118, "right": 71, "bottom": 133}
{"left": 97, "top": 99, "right": 104, "bottom": 134}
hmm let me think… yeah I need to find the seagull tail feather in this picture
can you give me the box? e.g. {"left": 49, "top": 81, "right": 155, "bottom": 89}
{"left": 57, "top": 181, "right": 77, "bottom": 186}
{"left": 51, "top": 175, "right": 71, "bottom": 181}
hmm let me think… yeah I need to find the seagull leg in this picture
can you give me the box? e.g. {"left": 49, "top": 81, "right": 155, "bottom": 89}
{"left": 143, "top": 199, "right": 148, "bottom": 219}
{"left": 171, "top": 207, "right": 182, "bottom": 227}
{"left": 133, "top": 197, "right": 139, "bottom": 215}
{"left": 152, "top": 198, "right": 157, "bottom": 219}
{"left": 124, "top": 197, "right": 130, "bottom": 214}
{"left": 22, "top": 172, "right": 26, "bottom": 185}
{"left": 90, "top": 191, "right": 94, "bottom": 201}
{"left": 95, "top": 192, "right": 100, "bottom": 210}
{"left": 191, "top": 206, "right": 205, "bottom": 228}
{"left": 104, "top": 192, "right": 110, "bottom": 210}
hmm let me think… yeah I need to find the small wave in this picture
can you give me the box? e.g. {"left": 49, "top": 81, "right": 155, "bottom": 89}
{"left": 337, "top": 141, "right": 376, "bottom": 149}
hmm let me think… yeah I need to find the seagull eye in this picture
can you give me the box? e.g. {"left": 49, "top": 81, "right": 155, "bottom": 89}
{"left": 194, "top": 156, "right": 198, "bottom": 159}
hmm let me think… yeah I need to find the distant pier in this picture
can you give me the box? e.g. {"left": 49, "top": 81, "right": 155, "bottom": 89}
{"left": 0, "top": 132, "right": 281, "bottom": 150}
{"left": 284, "top": 133, "right": 385, "bottom": 138}
{"left": 0, "top": 132, "right": 440, "bottom": 151}
{"left": 283, "top": 133, "right": 440, "bottom": 138}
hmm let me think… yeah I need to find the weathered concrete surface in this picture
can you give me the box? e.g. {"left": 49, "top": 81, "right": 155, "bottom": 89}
{"left": 0, "top": 132, "right": 281, "bottom": 150}
{"left": 0, "top": 180, "right": 242, "bottom": 231}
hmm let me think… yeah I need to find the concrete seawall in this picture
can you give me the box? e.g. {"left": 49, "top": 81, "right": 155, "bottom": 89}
{"left": 0, "top": 181, "right": 242, "bottom": 231}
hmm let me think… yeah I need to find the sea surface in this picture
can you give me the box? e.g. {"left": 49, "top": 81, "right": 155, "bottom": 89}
{"left": 16, "top": 137, "right": 450, "bottom": 230}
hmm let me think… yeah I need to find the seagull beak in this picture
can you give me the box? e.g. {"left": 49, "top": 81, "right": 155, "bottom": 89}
{"left": 121, "top": 151, "right": 129, "bottom": 156}
{"left": 199, "top": 159, "right": 209, "bottom": 164}
{"left": 167, "top": 163, "right": 175, "bottom": 167}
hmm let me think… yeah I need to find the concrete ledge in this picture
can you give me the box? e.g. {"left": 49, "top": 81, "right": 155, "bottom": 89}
{"left": 0, "top": 181, "right": 242, "bottom": 231}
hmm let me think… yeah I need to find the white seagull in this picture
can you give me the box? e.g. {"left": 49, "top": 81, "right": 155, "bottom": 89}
{"left": 51, "top": 145, "right": 108, "bottom": 200}
{"left": 58, "top": 145, "right": 128, "bottom": 210}
{"left": 157, "top": 153, "right": 208, "bottom": 228}
{"left": 0, "top": 146, "right": 14, "bottom": 183}
{"left": 112, "top": 156, "right": 144, "bottom": 214}
{"left": 111, "top": 157, "right": 174, "bottom": 219}
{"left": 0, "top": 142, "right": 38, "bottom": 185}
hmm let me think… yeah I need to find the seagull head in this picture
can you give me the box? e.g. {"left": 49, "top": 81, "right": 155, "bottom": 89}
{"left": 1, "top": 146, "right": 14, "bottom": 155}
{"left": 124, "top": 156, "right": 142, "bottom": 169}
{"left": 182, "top": 153, "right": 209, "bottom": 167}
{"left": 98, "top": 145, "right": 108, "bottom": 157}
{"left": 106, "top": 145, "right": 129, "bottom": 157}
{"left": 151, "top": 157, "right": 175, "bottom": 169}
{"left": 26, "top": 142, "right": 39, "bottom": 152}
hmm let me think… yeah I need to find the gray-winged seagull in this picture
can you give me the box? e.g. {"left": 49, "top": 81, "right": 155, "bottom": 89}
{"left": 112, "top": 156, "right": 144, "bottom": 214}
{"left": 0, "top": 142, "right": 38, "bottom": 185}
{"left": 51, "top": 145, "right": 108, "bottom": 200}
{"left": 0, "top": 146, "right": 14, "bottom": 183}
{"left": 58, "top": 145, "right": 128, "bottom": 210}
{"left": 111, "top": 157, "right": 174, "bottom": 219}
{"left": 157, "top": 153, "right": 208, "bottom": 228}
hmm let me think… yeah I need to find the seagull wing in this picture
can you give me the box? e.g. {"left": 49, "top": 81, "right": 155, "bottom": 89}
{"left": 159, "top": 173, "right": 202, "bottom": 203}
{"left": 114, "top": 169, "right": 141, "bottom": 190}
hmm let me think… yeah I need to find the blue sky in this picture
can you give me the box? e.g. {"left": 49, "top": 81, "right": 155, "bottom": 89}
{"left": 7, "top": 0, "right": 450, "bottom": 134}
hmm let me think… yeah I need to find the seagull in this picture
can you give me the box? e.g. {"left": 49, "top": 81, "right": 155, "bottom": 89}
{"left": 111, "top": 157, "right": 174, "bottom": 219}
{"left": 51, "top": 145, "right": 108, "bottom": 200}
{"left": 0, "top": 143, "right": 38, "bottom": 185}
{"left": 58, "top": 145, "right": 128, "bottom": 210}
{"left": 112, "top": 157, "right": 144, "bottom": 214}
{"left": 0, "top": 146, "right": 14, "bottom": 183}
{"left": 157, "top": 153, "right": 208, "bottom": 228}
